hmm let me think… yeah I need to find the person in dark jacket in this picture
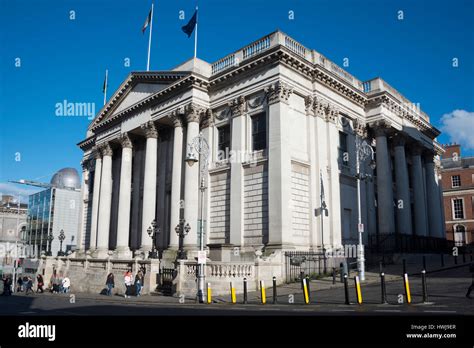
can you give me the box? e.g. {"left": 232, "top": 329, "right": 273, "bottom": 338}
{"left": 25, "top": 277, "right": 34, "bottom": 295}
{"left": 2, "top": 276, "right": 12, "bottom": 296}
{"left": 106, "top": 273, "right": 115, "bottom": 296}
{"left": 36, "top": 275, "right": 44, "bottom": 293}
{"left": 135, "top": 271, "right": 144, "bottom": 297}
{"left": 17, "top": 276, "right": 23, "bottom": 292}
{"left": 466, "top": 262, "right": 474, "bottom": 299}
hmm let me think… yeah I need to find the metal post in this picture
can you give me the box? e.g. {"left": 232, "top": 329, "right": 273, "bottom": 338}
{"left": 340, "top": 263, "right": 344, "bottom": 283}
{"left": 243, "top": 278, "right": 248, "bottom": 304}
{"left": 421, "top": 270, "right": 428, "bottom": 303}
{"left": 343, "top": 273, "right": 350, "bottom": 305}
{"left": 305, "top": 275, "right": 311, "bottom": 302}
{"left": 356, "top": 140, "right": 365, "bottom": 281}
{"left": 272, "top": 276, "right": 277, "bottom": 304}
{"left": 422, "top": 255, "right": 426, "bottom": 272}
{"left": 332, "top": 267, "right": 336, "bottom": 285}
{"left": 380, "top": 272, "right": 388, "bottom": 304}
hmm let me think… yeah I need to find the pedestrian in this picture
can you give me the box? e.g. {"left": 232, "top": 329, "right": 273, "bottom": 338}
{"left": 36, "top": 275, "right": 44, "bottom": 293}
{"left": 17, "top": 276, "right": 23, "bottom": 292}
{"left": 51, "top": 272, "right": 60, "bottom": 293}
{"left": 62, "top": 276, "right": 71, "bottom": 293}
{"left": 3, "top": 276, "right": 12, "bottom": 296}
{"left": 124, "top": 270, "right": 133, "bottom": 298}
{"left": 106, "top": 273, "right": 115, "bottom": 296}
{"left": 25, "top": 277, "right": 34, "bottom": 295}
{"left": 135, "top": 270, "right": 143, "bottom": 297}
{"left": 466, "top": 262, "right": 474, "bottom": 299}
{"left": 58, "top": 273, "right": 64, "bottom": 293}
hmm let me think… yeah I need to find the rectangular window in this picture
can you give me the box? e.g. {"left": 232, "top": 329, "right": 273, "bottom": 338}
{"left": 453, "top": 198, "right": 464, "bottom": 219}
{"left": 217, "top": 124, "right": 231, "bottom": 159}
{"left": 339, "top": 132, "right": 349, "bottom": 166}
{"left": 251, "top": 113, "right": 266, "bottom": 151}
{"left": 451, "top": 175, "right": 461, "bottom": 188}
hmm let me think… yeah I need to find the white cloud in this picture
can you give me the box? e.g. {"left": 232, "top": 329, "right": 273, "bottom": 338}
{"left": 0, "top": 182, "right": 42, "bottom": 203}
{"left": 440, "top": 109, "right": 474, "bottom": 150}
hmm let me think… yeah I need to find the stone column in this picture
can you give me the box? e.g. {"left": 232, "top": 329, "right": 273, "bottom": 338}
{"left": 267, "top": 82, "right": 293, "bottom": 249}
{"left": 410, "top": 148, "right": 428, "bottom": 236}
{"left": 183, "top": 104, "right": 201, "bottom": 250}
{"left": 140, "top": 121, "right": 158, "bottom": 253}
{"left": 424, "top": 152, "right": 443, "bottom": 238}
{"left": 374, "top": 124, "right": 395, "bottom": 235}
{"left": 169, "top": 113, "right": 184, "bottom": 249}
{"left": 96, "top": 143, "right": 113, "bottom": 258}
{"left": 393, "top": 135, "right": 412, "bottom": 235}
{"left": 229, "top": 97, "right": 246, "bottom": 247}
{"left": 115, "top": 133, "right": 133, "bottom": 259}
{"left": 89, "top": 148, "right": 102, "bottom": 251}
{"left": 305, "top": 96, "right": 318, "bottom": 250}
{"left": 77, "top": 160, "right": 90, "bottom": 253}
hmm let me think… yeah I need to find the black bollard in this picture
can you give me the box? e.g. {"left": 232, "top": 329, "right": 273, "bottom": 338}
{"left": 243, "top": 278, "right": 248, "bottom": 304}
{"left": 340, "top": 262, "right": 344, "bottom": 283}
{"left": 422, "top": 256, "right": 426, "bottom": 272}
{"left": 343, "top": 273, "right": 350, "bottom": 305}
{"left": 272, "top": 276, "right": 277, "bottom": 304}
{"left": 421, "top": 270, "right": 428, "bottom": 303}
{"left": 332, "top": 267, "right": 336, "bottom": 285}
{"left": 380, "top": 272, "right": 388, "bottom": 304}
{"left": 441, "top": 253, "right": 444, "bottom": 267}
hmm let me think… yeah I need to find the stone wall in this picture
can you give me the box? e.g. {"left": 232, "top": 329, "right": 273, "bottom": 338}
{"left": 291, "top": 162, "right": 310, "bottom": 245}
{"left": 243, "top": 164, "right": 269, "bottom": 245}
{"left": 209, "top": 170, "right": 231, "bottom": 244}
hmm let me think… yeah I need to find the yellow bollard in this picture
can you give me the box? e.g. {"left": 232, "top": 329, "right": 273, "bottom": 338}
{"left": 260, "top": 280, "right": 266, "bottom": 304}
{"left": 354, "top": 275, "right": 363, "bottom": 305}
{"left": 230, "top": 282, "right": 236, "bottom": 304}
{"left": 302, "top": 278, "right": 310, "bottom": 304}
{"left": 207, "top": 282, "right": 212, "bottom": 304}
{"left": 404, "top": 273, "right": 412, "bottom": 304}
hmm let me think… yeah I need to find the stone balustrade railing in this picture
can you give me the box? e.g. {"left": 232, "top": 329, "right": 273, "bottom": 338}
{"left": 181, "top": 260, "right": 254, "bottom": 280}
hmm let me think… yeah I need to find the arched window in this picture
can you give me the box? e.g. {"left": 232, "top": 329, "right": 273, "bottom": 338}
{"left": 454, "top": 224, "right": 466, "bottom": 246}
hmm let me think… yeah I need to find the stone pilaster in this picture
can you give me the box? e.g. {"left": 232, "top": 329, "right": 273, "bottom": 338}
{"left": 393, "top": 135, "right": 412, "bottom": 235}
{"left": 89, "top": 147, "right": 102, "bottom": 251}
{"left": 77, "top": 159, "right": 90, "bottom": 254}
{"left": 140, "top": 121, "right": 158, "bottom": 254}
{"left": 96, "top": 142, "right": 113, "bottom": 258}
{"left": 115, "top": 133, "right": 133, "bottom": 259}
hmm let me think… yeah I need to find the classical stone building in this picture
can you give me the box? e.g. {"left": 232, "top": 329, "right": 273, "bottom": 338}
{"left": 71, "top": 31, "right": 445, "bottom": 294}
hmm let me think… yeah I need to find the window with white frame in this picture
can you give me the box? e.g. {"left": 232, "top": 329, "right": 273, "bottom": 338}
{"left": 451, "top": 175, "right": 461, "bottom": 188}
{"left": 452, "top": 198, "right": 464, "bottom": 219}
{"left": 454, "top": 225, "right": 466, "bottom": 246}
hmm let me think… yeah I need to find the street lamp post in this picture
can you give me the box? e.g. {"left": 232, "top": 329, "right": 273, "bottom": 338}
{"left": 57, "top": 229, "right": 65, "bottom": 256}
{"left": 47, "top": 229, "right": 54, "bottom": 256}
{"left": 185, "top": 132, "right": 209, "bottom": 303}
{"left": 174, "top": 219, "right": 191, "bottom": 260}
{"left": 355, "top": 137, "right": 376, "bottom": 281}
{"left": 147, "top": 219, "right": 160, "bottom": 259}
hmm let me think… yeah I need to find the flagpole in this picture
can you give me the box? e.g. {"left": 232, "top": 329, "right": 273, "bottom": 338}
{"left": 103, "top": 69, "right": 108, "bottom": 106}
{"left": 194, "top": 6, "right": 198, "bottom": 58}
{"left": 147, "top": 2, "right": 154, "bottom": 71}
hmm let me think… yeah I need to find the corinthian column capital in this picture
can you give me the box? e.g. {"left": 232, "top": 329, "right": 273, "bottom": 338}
{"left": 141, "top": 121, "right": 158, "bottom": 138}
{"left": 169, "top": 110, "right": 184, "bottom": 128}
{"left": 304, "top": 95, "right": 315, "bottom": 116}
{"left": 229, "top": 96, "right": 247, "bottom": 117}
{"left": 372, "top": 120, "right": 392, "bottom": 137}
{"left": 353, "top": 118, "right": 368, "bottom": 137}
{"left": 184, "top": 103, "right": 205, "bottom": 123}
{"left": 325, "top": 103, "right": 339, "bottom": 123}
{"left": 313, "top": 95, "right": 328, "bottom": 118}
{"left": 100, "top": 142, "right": 113, "bottom": 157}
{"left": 120, "top": 132, "right": 133, "bottom": 149}
{"left": 267, "top": 81, "right": 293, "bottom": 105}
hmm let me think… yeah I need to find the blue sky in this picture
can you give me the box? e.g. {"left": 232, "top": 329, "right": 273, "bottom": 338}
{"left": 0, "top": 0, "right": 473, "bottom": 201}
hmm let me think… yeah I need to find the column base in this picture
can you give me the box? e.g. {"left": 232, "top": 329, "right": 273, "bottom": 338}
{"left": 114, "top": 247, "right": 133, "bottom": 260}
{"left": 94, "top": 248, "right": 111, "bottom": 259}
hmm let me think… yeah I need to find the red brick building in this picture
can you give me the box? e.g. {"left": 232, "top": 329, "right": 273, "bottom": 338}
{"left": 440, "top": 144, "right": 474, "bottom": 246}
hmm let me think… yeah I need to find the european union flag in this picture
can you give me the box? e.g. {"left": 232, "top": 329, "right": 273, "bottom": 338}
{"left": 182, "top": 9, "right": 197, "bottom": 37}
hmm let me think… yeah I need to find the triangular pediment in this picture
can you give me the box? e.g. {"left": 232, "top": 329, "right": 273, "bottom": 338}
{"left": 89, "top": 71, "right": 190, "bottom": 131}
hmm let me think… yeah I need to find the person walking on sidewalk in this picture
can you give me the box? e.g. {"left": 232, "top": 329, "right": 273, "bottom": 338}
{"left": 106, "top": 273, "right": 115, "bottom": 296}
{"left": 25, "top": 277, "right": 34, "bottom": 295}
{"left": 466, "top": 262, "right": 474, "bottom": 299}
{"left": 36, "top": 274, "right": 44, "bottom": 293}
{"left": 135, "top": 270, "right": 144, "bottom": 297}
{"left": 124, "top": 270, "right": 133, "bottom": 298}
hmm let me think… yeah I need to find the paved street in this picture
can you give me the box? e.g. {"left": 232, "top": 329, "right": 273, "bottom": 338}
{"left": 0, "top": 264, "right": 472, "bottom": 316}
